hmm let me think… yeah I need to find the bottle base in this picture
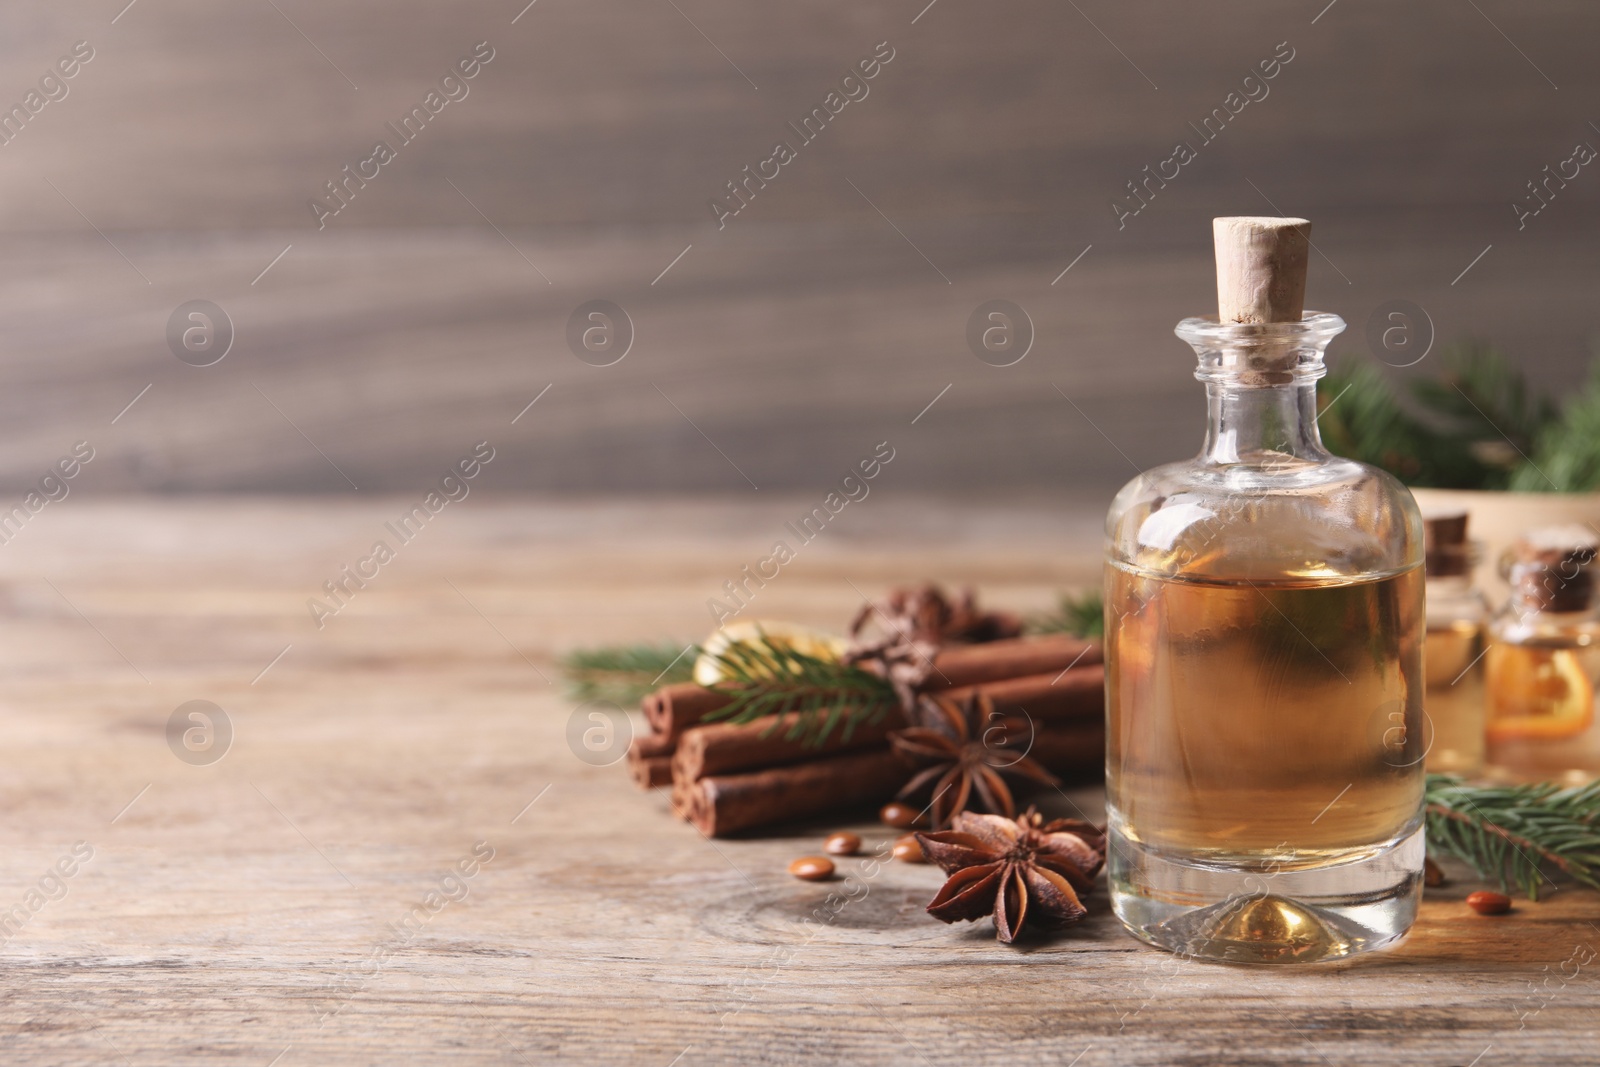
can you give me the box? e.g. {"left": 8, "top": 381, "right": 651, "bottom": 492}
{"left": 1108, "top": 822, "right": 1423, "bottom": 965}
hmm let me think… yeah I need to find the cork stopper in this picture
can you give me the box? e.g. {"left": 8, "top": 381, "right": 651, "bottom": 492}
{"left": 1213, "top": 217, "right": 1311, "bottom": 324}
{"left": 1422, "top": 510, "right": 1471, "bottom": 578}
{"left": 1509, "top": 525, "right": 1598, "bottom": 613}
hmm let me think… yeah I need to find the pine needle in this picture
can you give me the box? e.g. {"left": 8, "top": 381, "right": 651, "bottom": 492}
{"left": 1028, "top": 590, "right": 1104, "bottom": 639}
{"left": 1412, "top": 341, "right": 1554, "bottom": 475}
{"left": 562, "top": 642, "right": 698, "bottom": 705}
{"left": 1510, "top": 359, "right": 1600, "bottom": 492}
{"left": 699, "top": 632, "right": 898, "bottom": 747}
{"left": 1425, "top": 774, "right": 1600, "bottom": 900}
{"left": 1316, "top": 342, "right": 1600, "bottom": 490}
{"left": 1319, "top": 360, "right": 1443, "bottom": 484}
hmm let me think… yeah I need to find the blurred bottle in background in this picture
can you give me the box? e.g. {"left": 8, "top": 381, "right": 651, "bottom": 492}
{"left": 1422, "top": 511, "right": 1488, "bottom": 777}
{"left": 1485, "top": 527, "right": 1600, "bottom": 784}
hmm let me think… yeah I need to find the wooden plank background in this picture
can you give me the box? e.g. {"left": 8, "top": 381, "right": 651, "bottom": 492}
{"left": 0, "top": 1, "right": 1594, "bottom": 491}
{"left": 0, "top": 497, "right": 1597, "bottom": 1065}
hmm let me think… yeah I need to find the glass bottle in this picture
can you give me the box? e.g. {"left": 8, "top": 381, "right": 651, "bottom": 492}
{"left": 1422, "top": 512, "right": 1488, "bottom": 776}
{"left": 1104, "top": 217, "right": 1426, "bottom": 964}
{"left": 1485, "top": 528, "right": 1600, "bottom": 784}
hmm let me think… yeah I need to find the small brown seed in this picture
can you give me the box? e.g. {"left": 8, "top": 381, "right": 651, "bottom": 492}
{"left": 789, "top": 856, "right": 835, "bottom": 881}
{"left": 823, "top": 831, "right": 861, "bottom": 856}
{"left": 1466, "top": 890, "right": 1512, "bottom": 916}
{"left": 880, "top": 802, "right": 923, "bottom": 830}
{"left": 1423, "top": 857, "right": 1445, "bottom": 888}
{"left": 892, "top": 834, "right": 925, "bottom": 863}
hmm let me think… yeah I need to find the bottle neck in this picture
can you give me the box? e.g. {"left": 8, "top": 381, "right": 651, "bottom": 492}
{"left": 1200, "top": 379, "right": 1328, "bottom": 466}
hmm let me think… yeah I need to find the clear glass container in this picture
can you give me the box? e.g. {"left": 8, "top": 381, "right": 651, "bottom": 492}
{"left": 1485, "top": 530, "right": 1600, "bottom": 785}
{"left": 1104, "top": 312, "right": 1426, "bottom": 964}
{"left": 1422, "top": 513, "right": 1489, "bottom": 776}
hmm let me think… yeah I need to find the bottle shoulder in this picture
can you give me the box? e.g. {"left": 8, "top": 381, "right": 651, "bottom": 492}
{"left": 1106, "top": 453, "right": 1424, "bottom": 580}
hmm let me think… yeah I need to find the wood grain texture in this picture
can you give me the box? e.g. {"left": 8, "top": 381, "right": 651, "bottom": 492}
{"left": 0, "top": 497, "right": 1595, "bottom": 1065}
{"left": 0, "top": 2, "right": 1596, "bottom": 492}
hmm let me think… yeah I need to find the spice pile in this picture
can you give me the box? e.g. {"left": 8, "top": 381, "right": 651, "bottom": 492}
{"left": 623, "top": 586, "right": 1106, "bottom": 837}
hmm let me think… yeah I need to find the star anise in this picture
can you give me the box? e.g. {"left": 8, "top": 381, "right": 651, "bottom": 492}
{"left": 916, "top": 808, "right": 1107, "bottom": 943}
{"left": 889, "top": 690, "right": 1058, "bottom": 829}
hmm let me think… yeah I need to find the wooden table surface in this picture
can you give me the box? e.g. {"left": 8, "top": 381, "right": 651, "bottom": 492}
{"left": 2, "top": 496, "right": 1596, "bottom": 1066}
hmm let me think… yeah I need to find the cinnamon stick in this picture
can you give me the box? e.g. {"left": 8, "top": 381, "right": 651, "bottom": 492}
{"left": 628, "top": 752, "right": 673, "bottom": 790}
{"left": 680, "top": 749, "right": 906, "bottom": 837}
{"left": 1023, "top": 720, "right": 1106, "bottom": 779}
{"left": 672, "top": 710, "right": 904, "bottom": 783}
{"left": 624, "top": 728, "right": 677, "bottom": 790}
{"left": 630, "top": 730, "right": 675, "bottom": 760}
{"left": 924, "top": 635, "right": 1101, "bottom": 691}
{"left": 670, "top": 773, "right": 699, "bottom": 821}
{"left": 668, "top": 663, "right": 1100, "bottom": 785}
{"left": 641, "top": 683, "right": 735, "bottom": 741}
{"left": 936, "top": 665, "right": 1104, "bottom": 725}
{"left": 642, "top": 637, "right": 1102, "bottom": 738}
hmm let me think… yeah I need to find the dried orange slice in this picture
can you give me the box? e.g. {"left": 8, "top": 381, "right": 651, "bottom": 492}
{"left": 1485, "top": 645, "right": 1595, "bottom": 742}
{"left": 693, "top": 620, "right": 846, "bottom": 687}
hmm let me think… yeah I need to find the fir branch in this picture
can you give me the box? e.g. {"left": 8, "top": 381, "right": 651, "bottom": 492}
{"left": 1315, "top": 341, "right": 1600, "bottom": 491}
{"left": 1028, "top": 590, "right": 1104, "bottom": 639}
{"left": 700, "top": 632, "right": 898, "bottom": 747}
{"left": 562, "top": 641, "right": 698, "bottom": 705}
{"left": 1411, "top": 341, "right": 1555, "bottom": 474}
{"left": 1319, "top": 360, "right": 1436, "bottom": 483}
{"left": 1510, "top": 358, "right": 1600, "bottom": 492}
{"left": 1424, "top": 775, "right": 1600, "bottom": 900}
